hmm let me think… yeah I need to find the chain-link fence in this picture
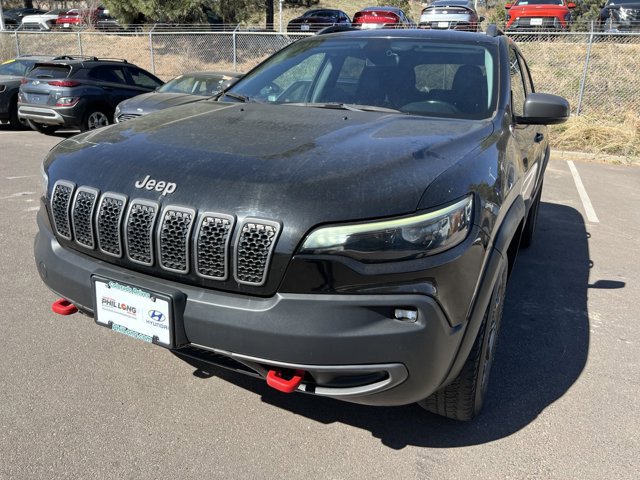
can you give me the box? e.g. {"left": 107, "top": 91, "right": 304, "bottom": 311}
{"left": 1, "top": 29, "right": 639, "bottom": 118}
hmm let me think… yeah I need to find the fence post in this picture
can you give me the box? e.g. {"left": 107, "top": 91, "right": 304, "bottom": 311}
{"left": 77, "top": 31, "right": 83, "bottom": 56}
{"left": 149, "top": 24, "right": 156, "bottom": 75}
{"left": 576, "top": 25, "right": 595, "bottom": 116}
{"left": 233, "top": 24, "right": 240, "bottom": 72}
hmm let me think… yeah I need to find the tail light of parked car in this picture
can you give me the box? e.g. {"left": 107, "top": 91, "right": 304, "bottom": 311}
{"left": 55, "top": 96, "right": 80, "bottom": 107}
{"left": 354, "top": 11, "right": 401, "bottom": 28}
{"left": 47, "top": 80, "right": 81, "bottom": 87}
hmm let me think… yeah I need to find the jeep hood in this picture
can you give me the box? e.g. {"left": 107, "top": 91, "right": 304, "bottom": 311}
{"left": 46, "top": 101, "right": 493, "bottom": 239}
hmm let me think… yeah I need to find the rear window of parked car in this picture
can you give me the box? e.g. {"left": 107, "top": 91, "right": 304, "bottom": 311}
{"left": 28, "top": 65, "right": 70, "bottom": 79}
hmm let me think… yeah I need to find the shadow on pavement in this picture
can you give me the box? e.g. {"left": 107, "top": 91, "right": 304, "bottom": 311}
{"left": 195, "top": 202, "right": 592, "bottom": 449}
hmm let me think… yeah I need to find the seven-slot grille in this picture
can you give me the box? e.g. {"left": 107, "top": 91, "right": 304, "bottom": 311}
{"left": 49, "top": 182, "right": 281, "bottom": 286}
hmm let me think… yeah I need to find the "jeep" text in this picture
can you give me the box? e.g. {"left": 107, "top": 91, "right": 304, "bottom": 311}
{"left": 134, "top": 175, "right": 177, "bottom": 196}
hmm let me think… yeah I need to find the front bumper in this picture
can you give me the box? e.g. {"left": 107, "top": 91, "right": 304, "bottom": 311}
{"left": 506, "top": 17, "right": 568, "bottom": 31}
{"left": 35, "top": 206, "right": 472, "bottom": 406}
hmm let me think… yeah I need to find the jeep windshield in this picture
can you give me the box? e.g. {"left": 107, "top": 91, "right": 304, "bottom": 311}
{"left": 220, "top": 35, "right": 498, "bottom": 120}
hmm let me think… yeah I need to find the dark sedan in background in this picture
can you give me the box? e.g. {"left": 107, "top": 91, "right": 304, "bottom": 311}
{"left": 0, "top": 55, "right": 57, "bottom": 128}
{"left": 114, "top": 71, "right": 242, "bottom": 123}
{"left": 287, "top": 9, "right": 351, "bottom": 32}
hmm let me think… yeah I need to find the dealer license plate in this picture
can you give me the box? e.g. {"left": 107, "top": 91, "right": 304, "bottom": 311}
{"left": 93, "top": 277, "right": 172, "bottom": 347}
{"left": 530, "top": 18, "right": 543, "bottom": 26}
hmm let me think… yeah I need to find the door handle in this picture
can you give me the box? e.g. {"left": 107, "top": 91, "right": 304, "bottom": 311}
{"left": 534, "top": 132, "right": 544, "bottom": 143}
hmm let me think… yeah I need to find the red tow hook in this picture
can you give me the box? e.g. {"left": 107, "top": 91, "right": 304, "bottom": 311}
{"left": 266, "top": 369, "right": 305, "bottom": 393}
{"left": 52, "top": 298, "right": 78, "bottom": 316}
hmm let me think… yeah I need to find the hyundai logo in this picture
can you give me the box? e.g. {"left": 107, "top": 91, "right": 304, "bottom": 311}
{"left": 148, "top": 310, "right": 166, "bottom": 323}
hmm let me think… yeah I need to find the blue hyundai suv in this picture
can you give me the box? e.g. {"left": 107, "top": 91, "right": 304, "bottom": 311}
{"left": 18, "top": 56, "right": 163, "bottom": 134}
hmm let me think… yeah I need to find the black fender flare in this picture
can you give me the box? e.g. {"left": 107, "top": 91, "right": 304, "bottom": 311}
{"left": 438, "top": 196, "right": 525, "bottom": 389}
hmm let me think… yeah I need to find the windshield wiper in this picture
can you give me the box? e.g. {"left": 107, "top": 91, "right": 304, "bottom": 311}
{"left": 223, "top": 92, "right": 250, "bottom": 103}
{"left": 283, "top": 102, "right": 401, "bottom": 113}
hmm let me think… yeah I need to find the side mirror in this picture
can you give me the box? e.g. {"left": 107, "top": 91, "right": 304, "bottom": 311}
{"left": 479, "top": 16, "right": 485, "bottom": 22}
{"left": 517, "top": 93, "right": 570, "bottom": 125}
{"left": 567, "top": 2, "right": 577, "bottom": 8}
{"left": 505, "top": 4, "right": 513, "bottom": 9}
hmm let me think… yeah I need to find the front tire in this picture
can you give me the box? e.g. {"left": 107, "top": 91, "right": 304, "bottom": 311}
{"left": 27, "top": 120, "right": 58, "bottom": 135}
{"left": 81, "top": 109, "right": 110, "bottom": 132}
{"left": 419, "top": 260, "right": 508, "bottom": 421}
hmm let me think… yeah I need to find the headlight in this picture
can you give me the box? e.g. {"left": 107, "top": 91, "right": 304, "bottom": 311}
{"left": 114, "top": 105, "right": 121, "bottom": 122}
{"left": 299, "top": 195, "right": 473, "bottom": 263}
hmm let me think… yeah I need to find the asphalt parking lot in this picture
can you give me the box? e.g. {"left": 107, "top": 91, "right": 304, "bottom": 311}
{"left": 0, "top": 127, "right": 638, "bottom": 479}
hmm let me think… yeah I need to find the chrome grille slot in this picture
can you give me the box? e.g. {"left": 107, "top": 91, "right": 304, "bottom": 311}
{"left": 194, "top": 213, "right": 235, "bottom": 280}
{"left": 125, "top": 200, "right": 158, "bottom": 266}
{"left": 158, "top": 206, "right": 195, "bottom": 273}
{"left": 96, "top": 193, "right": 126, "bottom": 257}
{"left": 51, "top": 180, "right": 75, "bottom": 240}
{"left": 71, "top": 187, "right": 98, "bottom": 249}
{"left": 234, "top": 219, "right": 281, "bottom": 286}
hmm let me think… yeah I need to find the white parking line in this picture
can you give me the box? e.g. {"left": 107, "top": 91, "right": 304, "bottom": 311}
{"left": 567, "top": 160, "right": 599, "bottom": 223}
{"left": 7, "top": 175, "right": 38, "bottom": 180}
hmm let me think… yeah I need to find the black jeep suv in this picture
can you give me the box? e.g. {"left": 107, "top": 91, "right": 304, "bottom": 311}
{"left": 18, "top": 56, "right": 162, "bottom": 134}
{"left": 35, "top": 28, "right": 569, "bottom": 420}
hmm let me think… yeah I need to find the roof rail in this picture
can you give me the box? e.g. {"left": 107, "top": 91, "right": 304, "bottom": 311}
{"left": 485, "top": 24, "right": 505, "bottom": 37}
{"left": 315, "top": 24, "right": 360, "bottom": 36}
{"left": 52, "top": 55, "right": 99, "bottom": 61}
{"left": 94, "top": 58, "right": 130, "bottom": 63}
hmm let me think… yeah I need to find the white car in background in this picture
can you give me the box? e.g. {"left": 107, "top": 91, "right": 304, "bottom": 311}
{"left": 21, "top": 9, "right": 67, "bottom": 30}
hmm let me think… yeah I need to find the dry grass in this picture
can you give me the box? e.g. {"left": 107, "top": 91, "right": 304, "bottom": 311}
{"left": 550, "top": 112, "right": 640, "bottom": 163}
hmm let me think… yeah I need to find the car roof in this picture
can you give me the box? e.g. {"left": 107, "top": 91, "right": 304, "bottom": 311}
{"left": 318, "top": 27, "right": 500, "bottom": 46}
{"left": 34, "top": 56, "right": 131, "bottom": 67}
{"left": 303, "top": 9, "right": 344, "bottom": 15}
{"left": 359, "top": 6, "right": 404, "bottom": 13}
{"left": 180, "top": 71, "right": 242, "bottom": 79}
{"left": 430, "top": 0, "right": 474, "bottom": 7}
{"left": 14, "top": 55, "right": 60, "bottom": 62}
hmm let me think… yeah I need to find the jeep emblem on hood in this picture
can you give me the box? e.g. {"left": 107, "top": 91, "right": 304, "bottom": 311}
{"left": 134, "top": 175, "right": 177, "bottom": 196}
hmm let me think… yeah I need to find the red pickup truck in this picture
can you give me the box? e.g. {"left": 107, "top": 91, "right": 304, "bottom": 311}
{"left": 505, "top": 0, "right": 576, "bottom": 31}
